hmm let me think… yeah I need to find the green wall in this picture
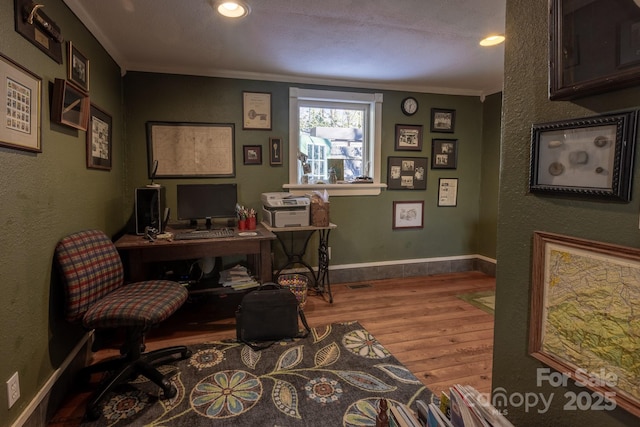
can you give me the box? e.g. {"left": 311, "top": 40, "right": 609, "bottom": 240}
{"left": 0, "top": 1, "right": 500, "bottom": 425}
{"left": 493, "top": 0, "right": 640, "bottom": 425}
{"left": 124, "top": 72, "right": 498, "bottom": 266}
{"left": 0, "top": 0, "right": 124, "bottom": 424}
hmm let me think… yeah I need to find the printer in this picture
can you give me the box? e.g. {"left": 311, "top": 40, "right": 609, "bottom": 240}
{"left": 261, "top": 192, "right": 310, "bottom": 227}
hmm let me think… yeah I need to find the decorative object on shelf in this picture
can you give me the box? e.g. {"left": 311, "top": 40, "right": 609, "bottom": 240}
{"left": 392, "top": 201, "right": 424, "bottom": 229}
{"left": 14, "top": 0, "right": 64, "bottom": 63}
{"left": 530, "top": 231, "right": 640, "bottom": 418}
{"left": 430, "top": 108, "right": 456, "bottom": 133}
{"left": 387, "top": 156, "right": 427, "bottom": 190}
{"left": 528, "top": 110, "right": 637, "bottom": 201}
{"left": 86, "top": 103, "right": 112, "bottom": 170}
{"left": 0, "top": 52, "right": 41, "bottom": 152}
{"left": 67, "top": 41, "right": 89, "bottom": 92}
{"left": 243, "top": 91, "right": 271, "bottom": 130}
{"left": 400, "top": 96, "right": 418, "bottom": 116}
{"left": 146, "top": 122, "right": 235, "bottom": 178}
{"left": 438, "top": 178, "right": 458, "bottom": 207}
{"left": 243, "top": 144, "right": 262, "bottom": 165}
{"left": 51, "top": 78, "right": 89, "bottom": 131}
{"left": 431, "top": 138, "right": 458, "bottom": 169}
{"left": 395, "top": 124, "right": 423, "bottom": 151}
{"left": 549, "top": 0, "right": 640, "bottom": 100}
{"left": 269, "top": 137, "right": 282, "bottom": 165}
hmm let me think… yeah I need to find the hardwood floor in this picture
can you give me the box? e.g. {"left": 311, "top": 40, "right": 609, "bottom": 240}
{"left": 49, "top": 271, "right": 495, "bottom": 426}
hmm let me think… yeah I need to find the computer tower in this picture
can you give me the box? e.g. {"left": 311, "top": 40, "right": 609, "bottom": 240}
{"left": 135, "top": 187, "right": 166, "bottom": 235}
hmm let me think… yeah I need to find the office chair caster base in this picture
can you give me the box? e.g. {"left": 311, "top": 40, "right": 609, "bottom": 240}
{"left": 161, "top": 379, "right": 177, "bottom": 399}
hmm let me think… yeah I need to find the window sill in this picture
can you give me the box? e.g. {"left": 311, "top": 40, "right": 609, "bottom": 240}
{"left": 283, "top": 182, "right": 386, "bottom": 196}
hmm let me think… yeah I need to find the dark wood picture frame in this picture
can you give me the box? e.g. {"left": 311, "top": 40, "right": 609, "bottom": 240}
{"left": 243, "top": 91, "right": 272, "bottom": 130}
{"left": 529, "top": 110, "right": 637, "bottom": 201}
{"left": 392, "top": 201, "right": 424, "bottom": 229}
{"left": 530, "top": 231, "right": 640, "bottom": 418}
{"left": 395, "top": 124, "right": 423, "bottom": 151}
{"left": 387, "top": 156, "right": 427, "bottom": 190}
{"left": 430, "top": 108, "right": 456, "bottom": 133}
{"left": 431, "top": 138, "right": 458, "bottom": 169}
{"left": 67, "top": 41, "right": 89, "bottom": 92}
{"left": 438, "top": 178, "right": 458, "bottom": 207}
{"left": 147, "top": 122, "right": 235, "bottom": 178}
{"left": 243, "top": 144, "right": 262, "bottom": 165}
{"left": 549, "top": 0, "right": 640, "bottom": 100}
{"left": 14, "top": 0, "right": 63, "bottom": 63}
{"left": 0, "top": 52, "right": 42, "bottom": 153}
{"left": 86, "top": 104, "right": 112, "bottom": 170}
{"left": 51, "top": 78, "right": 90, "bottom": 131}
{"left": 269, "top": 137, "right": 283, "bottom": 165}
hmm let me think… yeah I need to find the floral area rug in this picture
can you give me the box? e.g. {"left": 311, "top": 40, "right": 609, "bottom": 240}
{"left": 81, "top": 321, "right": 432, "bottom": 426}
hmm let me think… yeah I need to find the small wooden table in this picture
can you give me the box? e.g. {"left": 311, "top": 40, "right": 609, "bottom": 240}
{"left": 115, "top": 224, "right": 276, "bottom": 284}
{"left": 262, "top": 222, "right": 337, "bottom": 303}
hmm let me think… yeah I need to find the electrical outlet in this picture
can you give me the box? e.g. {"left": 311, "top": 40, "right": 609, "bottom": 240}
{"left": 7, "top": 372, "right": 20, "bottom": 408}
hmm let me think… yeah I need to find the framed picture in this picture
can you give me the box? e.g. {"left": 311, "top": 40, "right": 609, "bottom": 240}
{"left": 0, "top": 52, "right": 41, "bottom": 152}
{"left": 430, "top": 108, "right": 455, "bottom": 133}
{"left": 243, "top": 144, "right": 262, "bottom": 165}
{"left": 438, "top": 178, "right": 458, "bottom": 207}
{"left": 243, "top": 91, "right": 271, "bottom": 130}
{"left": 387, "top": 156, "right": 427, "bottom": 190}
{"left": 51, "top": 78, "right": 90, "bottom": 131}
{"left": 67, "top": 41, "right": 89, "bottom": 92}
{"left": 550, "top": 0, "right": 640, "bottom": 100}
{"left": 147, "top": 122, "right": 235, "bottom": 178}
{"left": 395, "top": 124, "right": 423, "bottom": 151}
{"left": 530, "top": 231, "right": 640, "bottom": 417}
{"left": 269, "top": 137, "right": 283, "bottom": 165}
{"left": 392, "top": 201, "right": 424, "bottom": 229}
{"left": 86, "top": 104, "right": 112, "bottom": 170}
{"left": 528, "top": 111, "right": 637, "bottom": 201}
{"left": 431, "top": 138, "right": 458, "bottom": 169}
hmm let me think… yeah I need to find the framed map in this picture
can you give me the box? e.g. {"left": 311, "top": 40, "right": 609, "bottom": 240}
{"left": 530, "top": 231, "right": 640, "bottom": 417}
{"left": 146, "top": 122, "right": 235, "bottom": 178}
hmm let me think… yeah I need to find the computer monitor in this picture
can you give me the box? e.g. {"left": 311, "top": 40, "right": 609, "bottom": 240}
{"left": 177, "top": 183, "right": 237, "bottom": 229}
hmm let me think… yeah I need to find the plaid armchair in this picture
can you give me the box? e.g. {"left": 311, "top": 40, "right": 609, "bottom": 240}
{"left": 55, "top": 229, "right": 191, "bottom": 420}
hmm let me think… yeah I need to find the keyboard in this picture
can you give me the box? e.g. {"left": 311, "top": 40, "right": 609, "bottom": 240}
{"left": 173, "top": 228, "right": 235, "bottom": 240}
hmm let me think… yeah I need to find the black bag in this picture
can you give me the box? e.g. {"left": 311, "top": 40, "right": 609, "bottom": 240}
{"left": 236, "top": 283, "right": 311, "bottom": 349}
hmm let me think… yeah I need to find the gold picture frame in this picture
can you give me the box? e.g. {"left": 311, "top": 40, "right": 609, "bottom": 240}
{"left": 530, "top": 231, "right": 640, "bottom": 417}
{"left": 0, "top": 52, "right": 41, "bottom": 152}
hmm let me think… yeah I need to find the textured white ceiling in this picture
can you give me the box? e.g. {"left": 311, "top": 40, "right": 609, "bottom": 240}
{"left": 63, "top": 0, "right": 506, "bottom": 96}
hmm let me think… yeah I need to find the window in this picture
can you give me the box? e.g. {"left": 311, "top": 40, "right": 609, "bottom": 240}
{"left": 285, "top": 88, "right": 384, "bottom": 196}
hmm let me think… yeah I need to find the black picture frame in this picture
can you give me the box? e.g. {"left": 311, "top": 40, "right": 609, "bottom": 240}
{"left": 146, "top": 122, "right": 235, "bottom": 178}
{"left": 67, "top": 41, "right": 89, "bottom": 92}
{"left": 529, "top": 111, "right": 637, "bottom": 201}
{"left": 243, "top": 144, "right": 262, "bottom": 165}
{"left": 86, "top": 103, "right": 112, "bottom": 170}
{"left": 549, "top": 0, "right": 640, "bottom": 100}
{"left": 51, "top": 78, "right": 90, "bottom": 131}
{"left": 269, "top": 137, "right": 283, "bottom": 165}
{"left": 387, "top": 156, "right": 427, "bottom": 190}
{"left": 430, "top": 108, "right": 456, "bottom": 133}
{"left": 431, "top": 138, "right": 458, "bottom": 169}
{"left": 392, "top": 201, "right": 424, "bottom": 229}
{"left": 395, "top": 124, "right": 423, "bottom": 151}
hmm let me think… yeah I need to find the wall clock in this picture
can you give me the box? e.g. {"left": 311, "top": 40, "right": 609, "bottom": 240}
{"left": 401, "top": 97, "right": 418, "bottom": 116}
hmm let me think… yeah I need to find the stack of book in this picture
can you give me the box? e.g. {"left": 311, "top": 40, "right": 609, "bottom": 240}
{"left": 218, "top": 265, "right": 260, "bottom": 290}
{"left": 418, "top": 384, "right": 513, "bottom": 427}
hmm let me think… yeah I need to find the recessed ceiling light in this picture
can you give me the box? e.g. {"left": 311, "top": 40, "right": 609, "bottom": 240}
{"left": 216, "top": 1, "right": 251, "bottom": 19}
{"left": 480, "top": 35, "right": 505, "bottom": 47}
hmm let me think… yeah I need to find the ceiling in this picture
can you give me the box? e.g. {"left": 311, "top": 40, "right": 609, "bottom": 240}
{"left": 63, "top": 0, "right": 506, "bottom": 97}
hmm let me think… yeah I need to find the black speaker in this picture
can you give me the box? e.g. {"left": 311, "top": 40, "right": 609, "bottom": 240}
{"left": 134, "top": 187, "right": 165, "bottom": 235}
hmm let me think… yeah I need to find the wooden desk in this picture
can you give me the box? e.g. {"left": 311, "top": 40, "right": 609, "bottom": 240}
{"left": 262, "top": 222, "right": 337, "bottom": 303}
{"left": 114, "top": 225, "right": 276, "bottom": 284}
